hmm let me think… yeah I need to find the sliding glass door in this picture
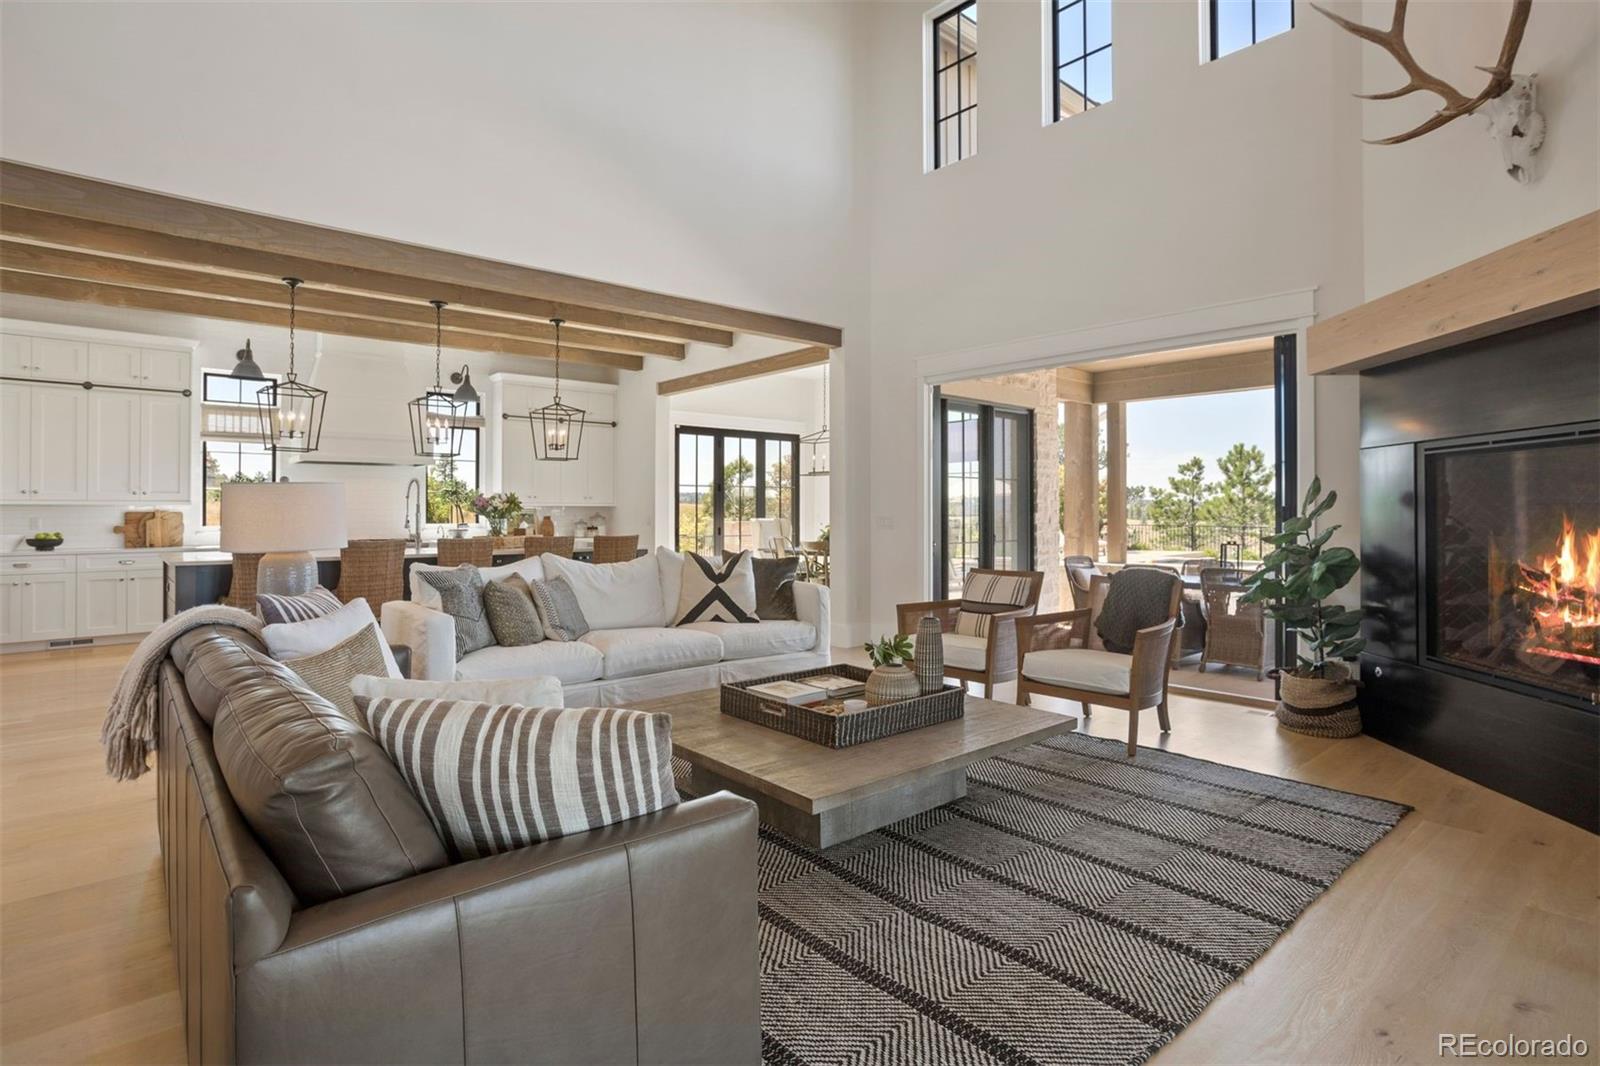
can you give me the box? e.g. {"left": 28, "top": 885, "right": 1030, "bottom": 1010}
{"left": 936, "top": 397, "right": 1034, "bottom": 596}
{"left": 675, "top": 426, "right": 799, "bottom": 556}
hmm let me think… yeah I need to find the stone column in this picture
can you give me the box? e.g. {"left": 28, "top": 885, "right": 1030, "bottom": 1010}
{"left": 1060, "top": 400, "right": 1098, "bottom": 560}
{"left": 1105, "top": 402, "right": 1127, "bottom": 563}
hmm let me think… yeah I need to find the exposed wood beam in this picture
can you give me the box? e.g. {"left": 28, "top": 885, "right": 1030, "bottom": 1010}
{"left": 0, "top": 206, "right": 733, "bottom": 348}
{"left": 0, "top": 240, "right": 684, "bottom": 359}
{"left": 1055, "top": 367, "right": 1093, "bottom": 404}
{"left": 0, "top": 161, "right": 843, "bottom": 347}
{"left": 656, "top": 346, "right": 829, "bottom": 396}
{"left": 1308, "top": 210, "right": 1600, "bottom": 374}
{"left": 1088, "top": 349, "right": 1274, "bottom": 404}
{"left": 0, "top": 271, "right": 644, "bottom": 371}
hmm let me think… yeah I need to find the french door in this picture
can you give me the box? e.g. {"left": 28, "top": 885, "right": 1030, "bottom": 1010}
{"left": 1272, "top": 333, "right": 1299, "bottom": 685}
{"left": 935, "top": 396, "right": 1034, "bottom": 596}
{"left": 675, "top": 426, "right": 800, "bottom": 556}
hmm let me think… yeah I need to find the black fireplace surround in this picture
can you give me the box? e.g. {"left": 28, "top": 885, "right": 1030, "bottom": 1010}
{"left": 1360, "top": 307, "right": 1599, "bottom": 832}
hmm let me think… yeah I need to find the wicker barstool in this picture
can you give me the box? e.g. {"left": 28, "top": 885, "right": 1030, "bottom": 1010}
{"left": 335, "top": 538, "right": 407, "bottom": 608}
{"left": 523, "top": 536, "right": 576, "bottom": 559}
{"left": 590, "top": 534, "right": 639, "bottom": 563}
{"left": 436, "top": 537, "right": 495, "bottom": 568}
{"left": 1199, "top": 567, "right": 1266, "bottom": 679}
{"left": 221, "top": 553, "right": 263, "bottom": 610}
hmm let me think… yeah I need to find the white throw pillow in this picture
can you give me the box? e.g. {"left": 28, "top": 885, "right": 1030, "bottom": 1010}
{"left": 350, "top": 674, "right": 563, "bottom": 708}
{"left": 541, "top": 552, "right": 665, "bottom": 630}
{"left": 674, "top": 550, "right": 759, "bottom": 624}
{"left": 263, "top": 598, "right": 401, "bottom": 679}
{"left": 409, "top": 556, "right": 545, "bottom": 609}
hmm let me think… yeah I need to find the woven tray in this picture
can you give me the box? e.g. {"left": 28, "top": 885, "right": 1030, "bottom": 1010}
{"left": 721, "top": 664, "right": 964, "bottom": 748}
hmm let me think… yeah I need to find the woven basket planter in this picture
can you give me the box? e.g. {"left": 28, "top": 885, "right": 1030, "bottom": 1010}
{"left": 1276, "top": 662, "right": 1361, "bottom": 738}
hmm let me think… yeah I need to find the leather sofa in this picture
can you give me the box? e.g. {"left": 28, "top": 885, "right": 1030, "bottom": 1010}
{"left": 157, "top": 623, "right": 760, "bottom": 1064}
{"left": 383, "top": 547, "right": 831, "bottom": 705}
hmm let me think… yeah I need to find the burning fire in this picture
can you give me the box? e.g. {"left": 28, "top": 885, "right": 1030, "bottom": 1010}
{"left": 1516, "top": 515, "right": 1600, "bottom": 667}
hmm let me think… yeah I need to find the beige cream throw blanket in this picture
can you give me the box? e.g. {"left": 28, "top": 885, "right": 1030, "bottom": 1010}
{"left": 101, "top": 605, "right": 263, "bottom": 781}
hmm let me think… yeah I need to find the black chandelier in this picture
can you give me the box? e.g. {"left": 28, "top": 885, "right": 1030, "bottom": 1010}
{"left": 256, "top": 278, "right": 327, "bottom": 453}
{"left": 408, "top": 300, "right": 468, "bottom": 459}
{"left": 529, "top": 318, "right": 586, "bottom": 462}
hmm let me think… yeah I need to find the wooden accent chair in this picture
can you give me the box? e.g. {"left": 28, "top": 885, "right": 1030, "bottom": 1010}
{"left": 436, "top": 537, "right": 495, "bottom": 568}
{"left": 523, "top": 536, "right": 576, "bottom": 559}
{"left": 335, "top": 538, "right": 407, "bottom": 609}
{"left": 1199, "top": 567, "right": 1266, "bottom": 679}
{"left": 1015, "top": 573, "right": 1182, "bottom": 757}
{"left": 897, "top": 569, "right": 1044, "bottom": 698}
{"left": 1062, "top": 555, "right": 1102, "bottom": 610}
{"left": 590, "top": 535, "right": 639, "bottom": 564}
{"left": 221, "top": 553, "right": 263, "bottom": 610}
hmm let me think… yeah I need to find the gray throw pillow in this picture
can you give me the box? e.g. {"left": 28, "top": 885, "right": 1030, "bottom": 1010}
{"left": 753, "top": 557, "right": 799, "bottom": 621}
{"left": 483, "top": 575, "right": 544, "bottom": 647}
{"left": 528, "top": 576, "right": 590, "bottom": 641}
{"left": 419, "top": 566, "right": 495, "bottom": 659}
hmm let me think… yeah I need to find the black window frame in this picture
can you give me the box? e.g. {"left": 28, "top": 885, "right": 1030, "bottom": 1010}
{"left": 673, "top": 425, "right": 802, "bottom": 556}
{"left": 932, "top": 1, "right": 979, "bottom": 170}
{"left": 425, "top": 426, "right": 482, "bottom": 524}
{"left": 202, "top": 370, "right": 277, "bottom": 406}
{"left": 1052, "top": 0, "right": 1112, "bottom": 121}
{"left": 1209, "top": 0, "right": 1294, "bottom": 61}
{"left": 934, "top": 395, "right": 1035, "bottom": 597}
{"left": 201, "top": 439, "right": 277, "bottom": 528}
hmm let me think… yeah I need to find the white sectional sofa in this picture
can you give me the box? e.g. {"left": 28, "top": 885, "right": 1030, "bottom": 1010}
{"left": 380, "top": 547, "right": 830, "bottom": 705}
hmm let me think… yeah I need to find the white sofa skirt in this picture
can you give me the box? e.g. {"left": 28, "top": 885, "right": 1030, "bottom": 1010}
{"left": 561, "top": 650, "right": 831, "bottom": 707}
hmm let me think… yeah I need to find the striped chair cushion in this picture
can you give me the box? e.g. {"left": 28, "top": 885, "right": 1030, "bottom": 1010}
{"left": 358, "top": 698, "right": 680, "bottom": 860}
{"left": 960, "top": 572, "right": 1034, "bottom": 611}
{"left": 256, "top": 585, "right": 343, "bottom": 624}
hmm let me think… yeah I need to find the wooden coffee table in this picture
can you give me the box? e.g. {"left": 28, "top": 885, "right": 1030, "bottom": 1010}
{"left": 635, "top": 688, "right": 1079, "bottom": 848}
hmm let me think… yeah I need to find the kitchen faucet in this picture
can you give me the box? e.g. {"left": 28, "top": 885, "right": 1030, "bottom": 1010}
{"left": 403, "top": 477, "right": 424, "bottom": 552}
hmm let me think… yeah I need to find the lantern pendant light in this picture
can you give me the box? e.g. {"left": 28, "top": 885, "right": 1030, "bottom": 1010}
{"left": 800, "top": 361, "right": 831, "bottom": 478}
{"left": 256, "top": 278, "right": 327, "bottom": 453}
{"left": 408, "top": 300, "right": 468, "bottom": 459}
{"left": 529, "top": 318, "right": 586, "bottom": 462}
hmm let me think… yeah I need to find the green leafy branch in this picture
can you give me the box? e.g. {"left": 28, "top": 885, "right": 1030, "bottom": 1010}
{"left": 862, "top": 633, "right": 914, "bottom": 668}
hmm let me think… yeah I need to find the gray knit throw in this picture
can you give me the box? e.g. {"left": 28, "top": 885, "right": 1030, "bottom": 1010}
{"left": 1095, "top": 568, "right": 1182, "bottom": 653}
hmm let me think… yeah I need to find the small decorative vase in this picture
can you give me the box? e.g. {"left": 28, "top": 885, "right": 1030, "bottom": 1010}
{"left": 1275, "top": 662, "right": 1361, "bottom": 738}
{"left": 865, "top": 664, "right": 921, "bottom": 705}
{"left": 914, "top": 616, "right": 945, "bottom": 694}
{"left": 539, "top": 515, "right": 556, "bottom": 537}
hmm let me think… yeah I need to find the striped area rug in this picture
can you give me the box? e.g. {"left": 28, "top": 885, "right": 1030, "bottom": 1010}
{"left": 716, "top": 731, "right": 1409, "bottom": 1066}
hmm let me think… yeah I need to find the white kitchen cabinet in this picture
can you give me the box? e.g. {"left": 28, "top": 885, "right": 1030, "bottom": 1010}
{"left": 27, "top": 385, "right": 89, "bottom": 500}
{"left": 0, "top": 335, "right": 30, "bottom": 378}
{"left": 88, "top": 343, "right": 144, "bottom": 386}
{"left": 76, "top": 572, "right": 127, "bottom": 638}
{"left": 0, "top": 386, "right": 26, "bottom": 501}
{"left": 26, "top": 338, "right": 89, "bottom": 381}
{"left": 19, "top": 572, "right": 75, "bottom": 642}
{"left": 0, "top": 579, "right": 22, "bottom": 643}
{"left": 87, "top": 389, "right": 142, "bottom": 499}
{"left": 139, "top": 392, "right": 190, "bottom": 500}
{"left": 493, "top": 376, "right": 616, "bottom": 507}
{"left": 129, "top": 573, "right": 165, "bottom": 632}
{"left": 141, "top": 348, "right": 191, "bottom": 391}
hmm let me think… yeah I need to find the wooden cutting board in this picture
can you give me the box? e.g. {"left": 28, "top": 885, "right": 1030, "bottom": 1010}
{"left": 114, "top": 510, "right": 184, "bottom": 548}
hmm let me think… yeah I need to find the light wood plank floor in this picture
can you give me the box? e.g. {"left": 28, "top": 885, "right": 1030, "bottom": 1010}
{"left": 2, "top": 644, "right": 1595, "bottom": 1065}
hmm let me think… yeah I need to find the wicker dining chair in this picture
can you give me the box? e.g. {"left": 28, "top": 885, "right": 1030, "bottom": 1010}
{"left": 1181, "top": 558, "right": 1217, "bottom": 577}
{"left": 436, "top": 537, "right": 495, "bottom": 568}
{"left": 1063, "top": 555, "right": 1102, "bottom": 610}
{"left": 335, "top": 538, "right": 407, "bottom": 609}
{"left": 590, "top": 535, "right": 639, "bottom": 563}
{"left": 1199, "top": 567, "right": 1266, "bottom": 679}
{"left": 523, "top": 536, "right": 576, "bottom": 559}
{"left": 221, "top": 553, "right": 263, "bottom": 610}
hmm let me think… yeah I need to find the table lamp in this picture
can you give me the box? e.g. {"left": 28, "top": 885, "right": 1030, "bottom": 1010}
{"left": 220, "top": 482, "right": 348, "bottom": 596}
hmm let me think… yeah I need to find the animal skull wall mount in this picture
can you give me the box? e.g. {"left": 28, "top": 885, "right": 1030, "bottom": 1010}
{"left": 1312, "top": 0, "right": 1546, "bottom": 183}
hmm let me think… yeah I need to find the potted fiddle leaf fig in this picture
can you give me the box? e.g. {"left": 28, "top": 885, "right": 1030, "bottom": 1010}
{"left": 862, "top": 633, "right": 919, "bottom": 705}
{"left": 1241, "top": 477, "right": 1365, "bottom": 737}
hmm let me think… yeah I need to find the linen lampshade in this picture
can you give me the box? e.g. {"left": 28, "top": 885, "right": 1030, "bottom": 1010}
{"left": 220, "top": 482, "right": 348, "bottom": 552}
{"left": 220, "top": 482, "right": 348, "bottom": 596}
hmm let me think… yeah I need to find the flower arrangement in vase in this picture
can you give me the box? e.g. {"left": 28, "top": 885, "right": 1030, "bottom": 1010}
{"left": 862, "top": 633, "right": 920, "bottom": 705}
{"left": 472, "top": 492, "right": 524, "bottom": 537}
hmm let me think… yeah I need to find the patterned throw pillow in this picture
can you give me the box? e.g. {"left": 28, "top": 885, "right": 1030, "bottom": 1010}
{"left": 953, "top": 571, "right": 1037, "bottom": 641}
{"left": 674, "top": 551, "right": 759, "bottom": 624}
{"left": 256, "top": 585, "right": 342, "bottom": 625}
{"left": 528, "top": 576, "right": 590, "bottom": 641}
{"left": 954, "top": 610, "right": 996, "bottom": 639}
{"left": 360, "top": 698, "right": 680, "bottom": 860}
{"left": 283, "top": 625, "right": 390, "bottom": 721}
{"left": 418, "top": 566, "right": 495, "bottom": 659}
{"left": 753, "top": 556, "right": 799, "bottom": 621}
{"left": 482, "top": 575, "right": 544, "bottom": 647}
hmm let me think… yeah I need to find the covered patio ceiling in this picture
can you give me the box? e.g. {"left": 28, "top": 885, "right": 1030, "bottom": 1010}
{"left": 0, "top": 160, "right": 843, "bottom": 372}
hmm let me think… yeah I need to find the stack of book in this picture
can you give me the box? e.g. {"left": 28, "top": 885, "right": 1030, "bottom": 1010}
{"left": 745, "top": 673, "right": 868, "bottom": 707}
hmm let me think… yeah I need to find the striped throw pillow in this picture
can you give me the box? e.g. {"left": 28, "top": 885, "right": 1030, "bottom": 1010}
{"left": 961, "top": 572, "right": 1035, "bottom": 609}
{"left": 256, "top": 585, "right": 343, "bottom": 625}
{"left": 359, "top": 698, "right": 680, "bottom": 860}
